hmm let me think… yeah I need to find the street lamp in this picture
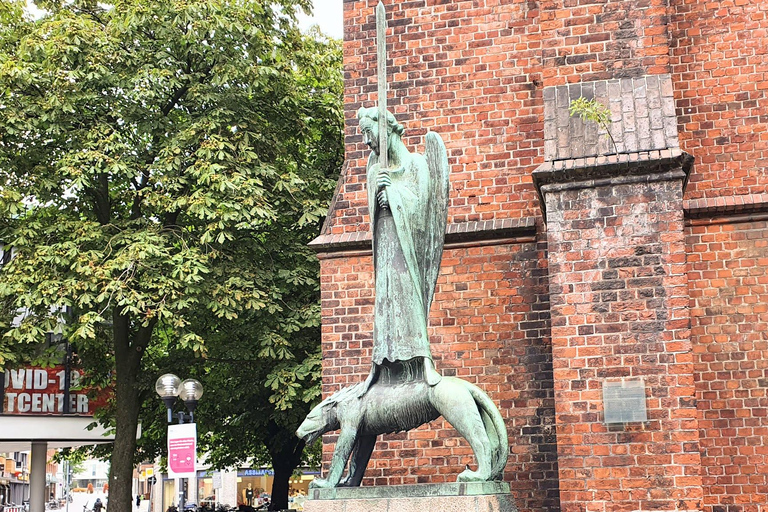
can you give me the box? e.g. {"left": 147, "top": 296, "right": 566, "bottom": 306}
{"left": 155, "top": 374, "right": 203, "bottom": 512}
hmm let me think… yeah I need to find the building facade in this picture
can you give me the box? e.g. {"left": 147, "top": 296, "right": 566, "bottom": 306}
{"left": 316, "top": 1, "right": 768, "bottom": 511}
{"left": 0, "top": 452, "right": 30, "bottom": 507}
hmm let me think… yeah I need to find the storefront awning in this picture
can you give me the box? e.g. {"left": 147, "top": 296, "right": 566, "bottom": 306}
{"left": 0, "top": 415, "right": 139, "bottom": 451}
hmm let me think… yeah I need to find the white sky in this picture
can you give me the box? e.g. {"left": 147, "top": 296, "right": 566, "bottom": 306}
{"left": 298, "top": 0, "right": 343, "bottom": 39}
{"left": 25, "top": 0, "right": 344, "bottom": 39}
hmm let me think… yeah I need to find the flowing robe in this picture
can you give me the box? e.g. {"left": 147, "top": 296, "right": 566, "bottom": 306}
{"left": 367, "top": 153, "right": 433, "bottom": 365}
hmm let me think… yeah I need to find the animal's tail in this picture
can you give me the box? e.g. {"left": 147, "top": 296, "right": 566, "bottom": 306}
{"left": 467, "top": 384, "right": 509, "bottom": 480}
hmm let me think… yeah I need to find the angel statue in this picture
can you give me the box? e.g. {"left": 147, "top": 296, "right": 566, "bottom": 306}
{"left": 295, "top": 4, "right": 508, "bottom": 488}
{"left": 356, "top": 106, "right": 449, "bottom": 393}
{"left": 296, "top": 108, "right": 510, "bottom": 488}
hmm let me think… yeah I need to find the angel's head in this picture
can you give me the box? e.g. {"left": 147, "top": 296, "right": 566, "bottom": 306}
{"left": 357, "top": 107, "right": 404, "bottom": 155}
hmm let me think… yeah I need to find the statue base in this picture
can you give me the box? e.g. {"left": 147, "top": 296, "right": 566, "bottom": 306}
{"left": 302, "top": 481, "right": 517, "bottom": 512}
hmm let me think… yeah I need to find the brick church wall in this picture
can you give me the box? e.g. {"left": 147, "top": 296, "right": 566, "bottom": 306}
{"left": 333, "top": 0, "right": 545, "bottom": 234}
{"left": 317, "top": 2, "right": 557, "bottom": 509}
{"left": 673, "top": 0, "right": 768, "bottom": 509}
{"left": 314, "top": 0, "right": 768, "bottom": 510}
{"left": 538, "top": 164, "right": 702, "bottom": 511}
{"left": 687, "top": 218, "right": 768, "bottom": 511}
{"left": 317, "top": 235, "right": 560, "bottom": 511}
{"left": 669, "top": 0, "right": 768, "bottom": 203}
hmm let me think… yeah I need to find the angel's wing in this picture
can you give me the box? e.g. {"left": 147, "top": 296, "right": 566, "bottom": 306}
{"left": 421, "top": 131, "right": 450, "bottom": 314}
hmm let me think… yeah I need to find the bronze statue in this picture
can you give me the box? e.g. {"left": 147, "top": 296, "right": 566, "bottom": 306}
{"left": 296, "top": 1, "right": 508, "bottom": 488}
{"left": 357, "top": 106, "right": 448, "bottom": 392}
{"left": 297, "top": 376, "right": 508, "bottom": 488}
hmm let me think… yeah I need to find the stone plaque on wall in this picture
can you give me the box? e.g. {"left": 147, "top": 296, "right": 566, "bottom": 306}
{"left": 602, "top": 379, "right": 648, "bottom": 424}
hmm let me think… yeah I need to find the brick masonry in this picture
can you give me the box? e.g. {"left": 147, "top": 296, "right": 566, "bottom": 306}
{"left": 687, "top": 218, "right": 768, "bottom": 511}
{"left": 318, "top": 236, "right": 559, "bottom": 511}
{"left": 669, "top": 0, "right": 768, "bottom": 203}
{"left": 543, "top": 76, "right": 680, "bottom": 161}
{"left": 314, "top": 0, "right": 768, "bottom": 511}
{"left": 537, "top": 160, "right": 702, "bottom": 511}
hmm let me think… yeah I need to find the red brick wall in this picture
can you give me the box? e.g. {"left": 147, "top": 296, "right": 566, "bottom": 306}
{"left": 334, "top": 0, "right": 544, "bottom": 236}
{"left": 318, "top": 0, "right": 768, "bottom": 510}
{"left": 540, "top": 0, "right": 672, "bottom": 85}
{"left": 687, "top": 218, "right": 768, "bottom": 511}
{"left": 542, "top": 173, "right": 702, "bottom": 512}
{"left": 318, "top": 237, "right": 559, "bottom": 511}
{"left": 670, "top": 0, "right": 768, "bottom": 202}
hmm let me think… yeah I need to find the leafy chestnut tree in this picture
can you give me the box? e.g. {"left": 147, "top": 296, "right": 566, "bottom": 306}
{"left": 0, "top": 1, "right": 341, "bottom": 511}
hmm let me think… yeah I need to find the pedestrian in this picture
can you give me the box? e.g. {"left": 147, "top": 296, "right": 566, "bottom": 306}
{"left": 135, "top": 496, "right": 140, "bottom": 508}
{"left": 93, "top": 499, "right": 103, "bottom": 512}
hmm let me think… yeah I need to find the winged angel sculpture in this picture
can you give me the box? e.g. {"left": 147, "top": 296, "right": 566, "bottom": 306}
{"left": 295, "top": 1, "right": 508, "bottom": 489}
{"left": 357, "top": 106, "right": 448, "bottom": 391}
{"left": 296, "top": 108, "right": 509, "bottom": 488}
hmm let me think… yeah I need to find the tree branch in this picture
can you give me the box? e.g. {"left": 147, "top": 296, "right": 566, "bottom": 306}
{"left": 88, "top": 172, "right": 111, "bottom": 225}
{"left": 161, "top": 83, "right": 190, "bottom": 117}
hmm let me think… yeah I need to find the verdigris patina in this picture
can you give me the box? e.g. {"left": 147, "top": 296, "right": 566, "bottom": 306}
{"left": 296, "top": 0, "right": 509, "bottom": 488}
{"left": 357, "top": 106, "right": 447, "bottom": 391}
{"left": 296, "top": 372, "right": 509, "bottom": 488}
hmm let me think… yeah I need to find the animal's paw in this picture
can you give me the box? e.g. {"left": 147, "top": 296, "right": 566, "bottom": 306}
{"left": 309, "top": 478, "right": 334, "bottom": 489}
{"left": 457, "top": 469, "right": 489, "bottom": 482}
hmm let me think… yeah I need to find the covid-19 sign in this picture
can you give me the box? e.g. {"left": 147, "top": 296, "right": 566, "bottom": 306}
{"left": 2, "top": 366, "right": 106, "bottom": 416}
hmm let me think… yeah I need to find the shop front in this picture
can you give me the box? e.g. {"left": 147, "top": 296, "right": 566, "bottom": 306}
{"left": 235, "top": 468, "right": 317, "bottom": 506}
{"left": 0, "top": 478, "right": 10, "bottom": 506}
{"left": 236, "top": 469, "right": 271, "bottom": 507}
{"left": 287, "top": 472, "right": 317, "bottom": 498}
{"left": 160, "top": 478, "right": 175, "bottom": 512}
{"left": 8, "top": 475, "right": 29, "bottom": 506}
{"left": 155, "top": 466, "right": 316, "bottom": 512}
{"left": 195, "top": 470, "right": 219, "bottom": 509}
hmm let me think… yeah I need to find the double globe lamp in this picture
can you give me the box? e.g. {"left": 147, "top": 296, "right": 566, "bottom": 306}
{"left": 155, "top": 374, "right": 204, "bottom": 512}
{"left": 155, "top": 373, "right": 204, "bottom": 424}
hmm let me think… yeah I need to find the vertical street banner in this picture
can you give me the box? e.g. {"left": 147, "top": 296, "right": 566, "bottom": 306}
{"left": 167, "top": 423, "right": 197, "bottom": 478}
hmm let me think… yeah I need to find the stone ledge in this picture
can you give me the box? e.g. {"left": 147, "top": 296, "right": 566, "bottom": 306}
{"left": 302, "top": 482, "right": 517, "bottom": 512}
{"left": 532, "top": 149, "right": 694, "bottom": 221}
{"left": 684, "top": 193, "right": 768, "bottom": 218}
{"left": 307, "top": 481, "right": 511, "bottom": 500}
{"left": 533, "top": 148, "right": 692, "bottom": 186}
{"left": 310, "top": 217, "right": 537, "bottom": 253}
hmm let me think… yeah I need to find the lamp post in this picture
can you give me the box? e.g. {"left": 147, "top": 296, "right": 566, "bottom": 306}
{"left": 155, "top": 374, "right": 203, "bottom": 512}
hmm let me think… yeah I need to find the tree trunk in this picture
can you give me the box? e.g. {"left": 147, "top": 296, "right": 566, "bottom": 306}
{"left": 267, "top": 432, "right": 304, "bottom": 512}
{"left": 109, "top": 313, "right": 153, "bottom": 512}
{"left": 268, "top": 464, "right": 290, "bottom": 512}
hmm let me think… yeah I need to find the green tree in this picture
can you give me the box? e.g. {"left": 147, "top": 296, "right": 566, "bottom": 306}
{"left": 0, "top": 1, "right": 341, "bottom": 511}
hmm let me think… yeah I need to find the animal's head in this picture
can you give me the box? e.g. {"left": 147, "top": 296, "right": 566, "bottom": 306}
{"left": 296, "top": 396, "right": 340, "bottom": 446}
{"left": 296, "top": 382, "right": 364, "bottom": 445}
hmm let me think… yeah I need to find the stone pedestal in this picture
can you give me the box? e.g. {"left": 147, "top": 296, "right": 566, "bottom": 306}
{"left": 302, "top": 482, "right": 516, "bottom": 512}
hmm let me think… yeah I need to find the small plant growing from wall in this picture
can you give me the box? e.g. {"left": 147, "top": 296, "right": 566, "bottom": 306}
{"left": 569, "top": 97, "right": 618, "bottom": 155}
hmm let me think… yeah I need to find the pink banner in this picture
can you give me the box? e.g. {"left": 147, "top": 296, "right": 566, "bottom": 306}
{"left": 168, "top": 423, "right": 197, "bottom": 478}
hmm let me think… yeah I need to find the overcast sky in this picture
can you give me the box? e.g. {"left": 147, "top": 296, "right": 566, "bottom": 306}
{"left": 25, "top": 0, "right": 344, "bottom": 39}
{"left": 298, "top": 0, "right": 343, "bottom": 39}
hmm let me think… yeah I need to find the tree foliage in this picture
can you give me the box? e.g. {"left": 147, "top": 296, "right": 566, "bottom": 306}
{"left": 0, "top": 0, "right": 342, "bottom": 510}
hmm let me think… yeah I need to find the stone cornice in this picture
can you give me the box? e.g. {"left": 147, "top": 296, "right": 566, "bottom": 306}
{"left": 532, "top": 149, "right": 694, "bottom": 222}
{"left": 309, "top": 216, "right": 537, "bottom": 254}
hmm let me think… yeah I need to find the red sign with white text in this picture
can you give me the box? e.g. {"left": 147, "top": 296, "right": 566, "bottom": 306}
{"left": 2, "top": 366, "right": 107, "bottom": 416}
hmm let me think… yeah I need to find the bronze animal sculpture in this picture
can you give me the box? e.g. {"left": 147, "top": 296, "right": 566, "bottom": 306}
{"left": 296, "top": 363, "right": 509, "bottom": 489}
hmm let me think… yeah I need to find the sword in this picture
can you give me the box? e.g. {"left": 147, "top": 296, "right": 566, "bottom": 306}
{"left": 376, "top": 1, "right": 388, "bottom": 171}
